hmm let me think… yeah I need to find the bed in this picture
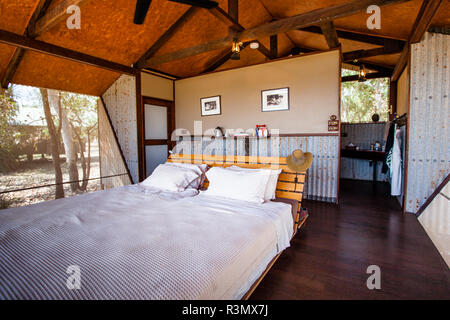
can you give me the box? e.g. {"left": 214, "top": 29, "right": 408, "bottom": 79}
{"left": 0, "top": 155, "right": 307, "bottom": 300}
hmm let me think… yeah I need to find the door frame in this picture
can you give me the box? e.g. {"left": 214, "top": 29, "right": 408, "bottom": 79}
{"left": 140, "top": 96, "right": 175, "bottom": 179}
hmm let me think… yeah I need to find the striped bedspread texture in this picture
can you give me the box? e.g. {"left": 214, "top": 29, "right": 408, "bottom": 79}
{"left": 0, "top": 184, "right": 292, "bottom": 300}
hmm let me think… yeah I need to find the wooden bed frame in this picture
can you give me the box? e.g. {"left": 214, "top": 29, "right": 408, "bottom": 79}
{"left": 167, "top": 153, "right": 308, "bottom": 299}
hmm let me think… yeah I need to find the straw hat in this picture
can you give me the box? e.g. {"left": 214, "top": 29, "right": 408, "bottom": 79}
{"left": 286, "top": 149, "right": 313, "bottom": 172}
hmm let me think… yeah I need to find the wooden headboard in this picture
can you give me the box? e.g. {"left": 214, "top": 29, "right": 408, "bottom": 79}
{"left": 168, "top": 153, "right": 307, "bottom": 232}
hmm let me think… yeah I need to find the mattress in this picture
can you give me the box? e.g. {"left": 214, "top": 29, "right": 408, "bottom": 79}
{"left": 0, "top": 185, "right": 293, "bottom": 300}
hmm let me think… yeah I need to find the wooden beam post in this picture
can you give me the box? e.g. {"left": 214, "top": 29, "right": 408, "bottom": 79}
{"left": 270, "top": 34, "right": 278, "bottom": 59}
{"left": 391, "top": 43, "right": 409, "bottom": 81}
{"left": 228, "top": 0, "right": 239, "bottom": 22}
{"left": 320, "top": 20, "right": 340, "bottom": 49}
{"left": 143, "top": 0, "right": 409, "bottom": 68}
{"left": 134, "top": 7, "right": 199, "bottom": 69}
{"left": 410, "top": 0, "right": 443, "bottom": 43}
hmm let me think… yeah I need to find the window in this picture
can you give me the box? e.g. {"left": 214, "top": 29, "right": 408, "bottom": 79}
{"left": 0, "top": 85, "right": 100, "bottom": 209}
{"left": 341, "top": 69, "right": 389, "bottom": 123}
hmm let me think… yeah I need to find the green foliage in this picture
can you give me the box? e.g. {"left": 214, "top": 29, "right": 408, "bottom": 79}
{"left": 0, "top": 87, "right": 20, "bottom": 171}
{"left": 341, "top": 69, "right": 389, "bottom": 123}
{"left": 60, "top": 92, "right": 98, "bottom": 140}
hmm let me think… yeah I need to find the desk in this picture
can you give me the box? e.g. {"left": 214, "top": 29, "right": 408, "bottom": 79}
{"left": 341, "top": 149, "right": 385, "bottom": 186}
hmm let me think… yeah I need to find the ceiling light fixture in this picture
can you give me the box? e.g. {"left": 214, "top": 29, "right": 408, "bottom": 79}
{"left": 358, "top": 64, "right": 367, "bottom": 82}
{"left": 231, "top": 39, "right": 243, "bottom": 60}
{"left": 249, "top": 42, "right": 259, "bottom": 50}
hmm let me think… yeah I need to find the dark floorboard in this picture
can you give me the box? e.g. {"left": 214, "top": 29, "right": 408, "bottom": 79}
{"left": 250, "top": 179, "right": 450, "bottom": 300}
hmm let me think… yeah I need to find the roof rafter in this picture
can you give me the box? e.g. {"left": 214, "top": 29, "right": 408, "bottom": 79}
{"left": 134, "top": 7, "right": 199, "bottom": 69}
{"left": 299, "top": 26, "right": 406, "bottom": 47}
{"left": 206, "top": 1, "right": 272, "bottom": 60}
{"left": 0, "top": 29, "right": 136, "bottom": 76}
{"left": 1, "top": 0, "right": 53, "bottom": 89}
{"left": 142, "top": 0, "right": 409, "bottom": 68}
{"left": 410, "top": 0, "right": 443, "bottom": 43}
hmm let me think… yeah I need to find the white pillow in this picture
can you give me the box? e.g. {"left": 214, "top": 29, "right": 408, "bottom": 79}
{"left": 227, "top": 166, "right": 281, "bottom": 201}
{"left": 141, "top": 164, "right": 200, "bottom": 192}
{"left": 165, "top": 162, "right": 208, "bottom": 189}
{"left": 203, "top": 167, "right": 271, "bottom": 203}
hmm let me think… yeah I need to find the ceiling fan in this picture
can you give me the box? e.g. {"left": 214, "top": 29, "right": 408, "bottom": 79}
{"left": 134, "top": 0, "right": 219, "bottom": 25}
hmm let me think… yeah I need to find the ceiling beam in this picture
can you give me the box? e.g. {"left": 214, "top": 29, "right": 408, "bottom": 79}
{"left": 30, "top": 0, "right": 94, "bottom": 37}
{"left": 134, "top": 7, "right": 199, "bottom": 68}
{"left": 228, "top": 0, "right": 238, "bottom": 23}
{"left": 208, "top": 6, "right": 244, "bottom": 32}
{"left": 391, "top": 44, "right": 409, "bottom": 81}
{"left": 342, "top": 71, "right": 391, "bottom": 82}
{"left": 1, "top": 0, "right": 53, "bottom": 89}
{"left": 410, "top": 0, "right": 443, "bottom": 43}
{"left": 320, "top": 21, "right": 340, "bottom": 49}
{"left": 0, "top": 29, "right": 136, "bottom": 76}
{"left": 201, "top": 1, "right": 242, "bottom": 74}
{"left": 299, "top": 26, "right": 405, "bottom": 47}
{"left": 391, "top": 0, "right": 442, "bottom": 81}
{"left": 343, "top": 46, "right": 403, "bottom": 61}
{"left": 143, "top": 0, "right": 409, "bottom": 68}
{"left": 345, "top": 60, "right": 394, "bottom": 74}
{"left": 256, "top": 41, "right": 272, "bottom": 59}
{"left": 270, "top": 34, "right": 278, "bottom": 59}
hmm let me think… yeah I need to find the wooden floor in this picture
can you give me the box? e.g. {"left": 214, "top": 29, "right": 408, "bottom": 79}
{"left": 251, "top": 179, "right": 450, "bottom": 300}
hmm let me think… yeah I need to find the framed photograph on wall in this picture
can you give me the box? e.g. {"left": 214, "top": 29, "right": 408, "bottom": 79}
{"left": 261, "top": 87, "right": 289, "bottom": 112}
{"left": 200, "top": 95, "right": 221, "bottom": 116}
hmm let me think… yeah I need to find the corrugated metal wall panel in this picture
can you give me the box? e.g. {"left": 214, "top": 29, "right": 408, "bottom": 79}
{"left": 407, "top": 32, "right": 450, "bottom": 213}
{"left": 102, "top": 75, "right": 138, "bottom": 184}
{"left": 340, "top": 122, "right": 388, "bottom": 181}
{"left": 174, "top": 135, "right": 338, "bottom": 203}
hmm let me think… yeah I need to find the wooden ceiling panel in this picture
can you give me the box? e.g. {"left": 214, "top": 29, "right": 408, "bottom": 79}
{"left": 334, "top": 0, "right": 423, "bottom": 40}
{"left": 260, "top": 0, "right": 423, "bottom": 41}
{"left": 154, "top": 8, "right": 229, "bottom": 56}
{"left": 258, "top": 33, "right": 293, "bottom": 58}
{"left": 362, "top": 53, "right": 401, "bottom": 67}
{"left": 259, "top": 0, "right": 345, "bottom": 19}
{"left": 238, "top": 0, "right": 273, "bottom": 28}
{"left": 154, "top": 48, "right": 227, "bottom": 78}
{"left": 287, "top": 29, "right": 382, "bottom": 52}
{"left": 431, "top": 1, "right": 450, "bottom": 28}
{"left": 37, "top": 0, "right": 188, "bottom": 65}
{"left": 217, "top": 46, "right": 267, "bottom": 71}
{"left": 12, "top": 50, "right": 120, "bottom": 96}
{"left": 0, "top": 0, "right": 37, "bottom": 33}
{"left": 0, "top": 44, "right": 16, "bottom": 79}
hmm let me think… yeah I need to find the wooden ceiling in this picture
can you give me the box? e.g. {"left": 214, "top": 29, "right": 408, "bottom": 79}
{"left": 0, "top": 0, "right": 447, "bottom": 96}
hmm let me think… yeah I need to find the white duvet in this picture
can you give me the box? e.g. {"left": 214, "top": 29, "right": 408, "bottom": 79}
{"left": 0, "top": 185, "right": 293, "bottom": 300}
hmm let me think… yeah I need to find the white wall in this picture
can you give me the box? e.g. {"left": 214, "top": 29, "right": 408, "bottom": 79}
{"left": 175, "top": 50, "right": 340, "bottom": 134}
{"left": 141, "top": 72, "right": 174, "bottom": 101}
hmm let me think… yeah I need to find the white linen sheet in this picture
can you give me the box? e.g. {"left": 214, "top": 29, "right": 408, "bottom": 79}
{"left": 0, "top": 185, "right": 292, "bottom": 300}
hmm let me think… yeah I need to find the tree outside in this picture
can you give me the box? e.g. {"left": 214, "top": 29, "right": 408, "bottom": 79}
{"left": 341, "top": 69, "right": 390, "bottom": 123}
{"left": 0, "top": 84, "right": 100, "bottom": 209}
